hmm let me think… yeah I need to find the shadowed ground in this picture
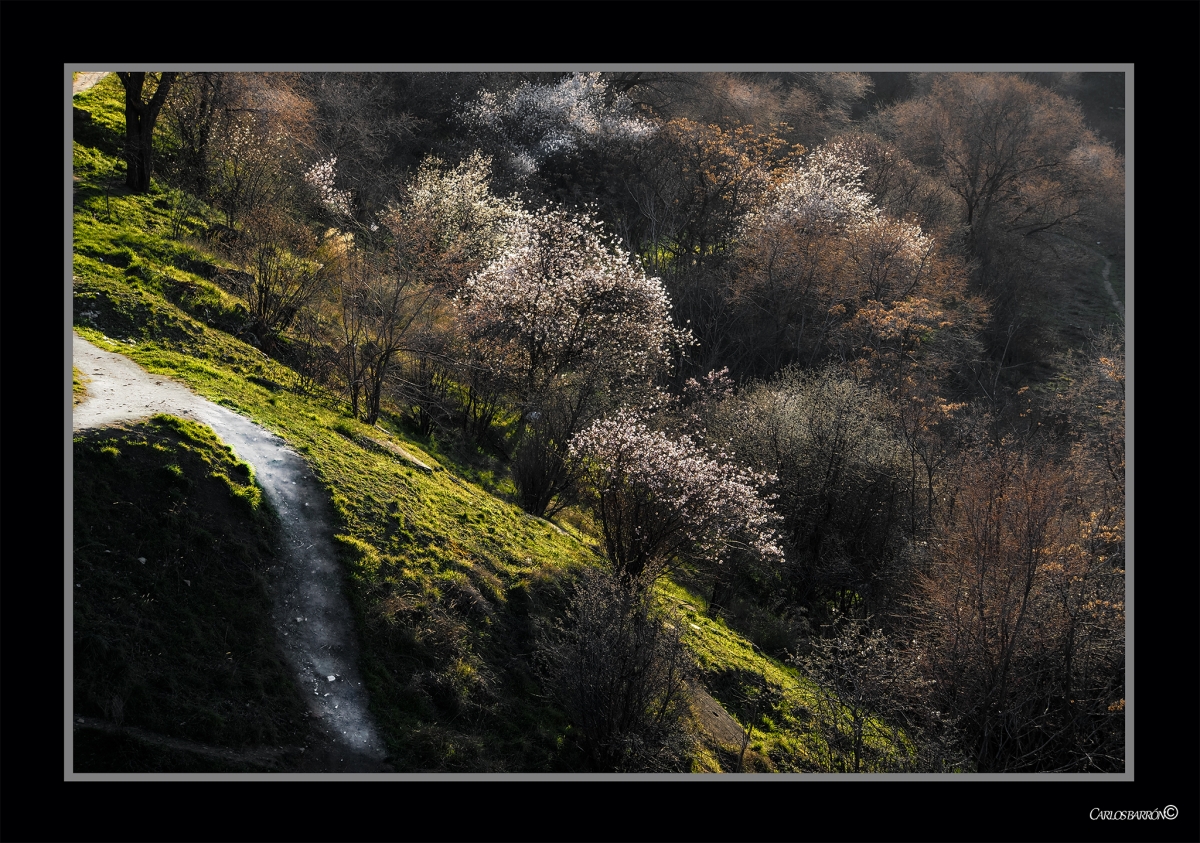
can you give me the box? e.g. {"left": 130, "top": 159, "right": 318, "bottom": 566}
{"left": 72, "top": 334, "right": 387, "bottom": 772}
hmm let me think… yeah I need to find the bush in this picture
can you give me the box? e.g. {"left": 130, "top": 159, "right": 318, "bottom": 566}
{"left": 537, "top": 567, "right": 695, "bottom": 771}
{"left": 570, "top": 410, "right": 783, "bottom": 586}
{"left": 797, "top": 614, "right": 970, "bottom": 773}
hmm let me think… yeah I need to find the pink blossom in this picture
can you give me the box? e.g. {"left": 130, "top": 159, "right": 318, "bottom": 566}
{"left": 570, "top": 410, "right": 783, "bottom": 579}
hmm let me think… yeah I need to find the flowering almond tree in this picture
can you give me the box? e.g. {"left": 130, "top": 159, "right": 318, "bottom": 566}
{"left": 460, "top": 72, "right": 655, "bottom": 178}
{"left": 460, "top": 206, "right": 687, "bottom": 399}
{"left": 742, "top": 141, "right": 879, "bottom": 234}
{"left": 304, "top": 155, "right": 355, "bottom": 219}
{"left": 569, "top": 411, "right": 783, "bottom": 588}
{"left": 730, "top": 141, "right": 973, "bottom": 380}
{"left": 459, "top": 207, "right": 691, "bottom": 515}
{"left": 401, "top": 151, "right": 527, "bottom": 271}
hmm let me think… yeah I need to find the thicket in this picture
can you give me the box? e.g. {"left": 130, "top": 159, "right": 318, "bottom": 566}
{"left": 78, "top": 70, "right": 1125, "bottom": 773}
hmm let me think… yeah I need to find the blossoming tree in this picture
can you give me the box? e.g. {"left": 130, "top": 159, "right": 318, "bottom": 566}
{"left": 730, "top": 141, "right": 974, "bottom": 381}
{"left": 461, "top": 206, "right": 685, "bottom": 397}
{"left": 304, "top": 155, "right": 355, "bottom": 219}
{"left": 569, "top": 410, "right": 783, "bottom": 593}
{"left": 459, "top": 207, "right": 690, "bottom": 515}
{"left": 460, "top": 72, "right": 655, "bottom": 179}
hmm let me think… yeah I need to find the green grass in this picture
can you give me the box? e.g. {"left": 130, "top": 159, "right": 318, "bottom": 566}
{"left": 72, "top": 74, "right": 128, "bottom": 162}
{"left": 71, "top": 73, "right": 913, "bottom": 772}
{"left": 656, "top": 578, "right": 912, "bottom": 772}
{"left": 73, "top": 366, "right": 87, "bottom": 405}
{"left": 73, "top": 416, "right": 309, "bottom": 768}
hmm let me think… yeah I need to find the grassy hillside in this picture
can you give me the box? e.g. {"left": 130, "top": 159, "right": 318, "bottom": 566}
{"left": 73, "top": 415, "right": 309, "bottom": 771}
{"left": 71, "top": 74, "right": 911, "bottom": 772}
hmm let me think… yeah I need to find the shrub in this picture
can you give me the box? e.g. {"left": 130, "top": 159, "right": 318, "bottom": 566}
{"left": 538, "top": 567, "right": 694, "bottom": 772}
{"left": 569, "top": 410, "right": 783, "bottom": 586}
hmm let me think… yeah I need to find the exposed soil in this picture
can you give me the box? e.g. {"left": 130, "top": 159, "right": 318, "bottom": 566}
{"left": 687, "top": 680, "right": 745, "bottom": 748}
{"left": 73, "top": 72, "right": 109, "bottom": 95}
{"left": 72, "top": 334, "right": 389, "bottom": 772}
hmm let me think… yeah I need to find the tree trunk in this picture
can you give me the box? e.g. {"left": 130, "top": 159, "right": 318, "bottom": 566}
{"left": 117, "top": 72, "right": 178, "bottom": 194}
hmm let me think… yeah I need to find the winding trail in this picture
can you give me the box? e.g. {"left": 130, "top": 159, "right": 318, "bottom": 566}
{"left": 1098, "top": 253, "right": 1124, "bottom": 322}
{"left": 1049, "top": 232, "right": 1125, "bottom": 325}
{"left": 72, "top": 334, "right": 387, "bottom": 771}
{"left": 73, "top": 72, "right": 110, "bottom": 95}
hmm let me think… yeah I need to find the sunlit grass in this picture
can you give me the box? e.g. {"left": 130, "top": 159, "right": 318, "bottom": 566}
{"left": 73, "top": 366, "right": 88, "bottom": 404}
{"left": 70, "top": 72, "right": 914, "bottom": 772}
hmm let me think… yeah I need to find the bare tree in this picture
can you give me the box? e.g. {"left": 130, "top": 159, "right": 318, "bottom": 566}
{"left": 332, "top": 233, "right": 438, "bottom": 426}
{"left": 538, "top": 566, "right": 695, "bottom": 772}
{"left": 304, "top": 72, "right": 418, "bottom": 220}
{"left": 160, "top": 73, "right": 315, "bottom": 227}
{"left": 912, "top": 432, "right": 1125, "bottom": 772}
{"left": 232, "top": 207, "right": 336, "bottom": 352}
{"left": 709, "top": 367, "right": 912, "bottom": 619}
{"left": 160, "top": 72, "right": 224, "bottom": 198}
{"left": 886, "top": 73, "right": 1123, "bottom": 242}
{"left": 883, "top": 73, "right": 1123, "bottom": 369}
{"left": 798, "top": 614, "right": 970, "bottom": 772}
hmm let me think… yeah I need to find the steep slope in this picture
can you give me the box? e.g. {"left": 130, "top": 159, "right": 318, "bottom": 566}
{"left": 71, "top": 72, "right": 910, "bottom": 773}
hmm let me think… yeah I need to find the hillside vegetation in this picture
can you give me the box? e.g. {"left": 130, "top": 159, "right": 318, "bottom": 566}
{"left": 73, "top": 415, "right": 308, "bottom": 771}
{"left": 72, "top": 70, "right": 1125, "bottom": 773}
{"left": 72, "top": 74, "right": 861, "bottom": 773}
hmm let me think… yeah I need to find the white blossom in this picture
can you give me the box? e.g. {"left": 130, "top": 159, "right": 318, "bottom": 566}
{"left": 395, "top": 151, "right": 528, "bottom": 265}
{"left": 570, "top": 410, "right": 783, "bottom": 579}
{"left": 740, "top": 141, "right": 940, "bottom": 304}
{"left": 743, "top": 141, "right": 879, "bottom": 233}
{"left": 304, "top": 155, "right": 354, "bottom": 218}
{"left": 460, "top": 73, "right": 656, "bottom": 177}
{"left": 459, "top": 206, "right": 691, "bottom": 396}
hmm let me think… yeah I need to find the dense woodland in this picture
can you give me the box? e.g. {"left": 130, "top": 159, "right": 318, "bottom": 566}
{"left": 99, "top": 71, "right": 1126, "bottom": 772}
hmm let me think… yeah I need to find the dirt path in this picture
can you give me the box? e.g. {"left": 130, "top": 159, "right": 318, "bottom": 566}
{"left": 1051, "top": 232, "right": 1124, "bottom": 324}
{"left": 72, "top": 334, "right": 388, "bottom": 772}
{"left": 73, "top": 72, "right": 109, "bottom": 96}
{"left": 1098, "top": 253, "right": 1124, "bottom": 322}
